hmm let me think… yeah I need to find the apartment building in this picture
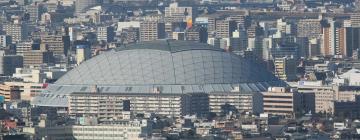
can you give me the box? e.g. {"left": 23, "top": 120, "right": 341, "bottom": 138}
{"left": 261, "top": 87, "right": 302, "bottom": 118}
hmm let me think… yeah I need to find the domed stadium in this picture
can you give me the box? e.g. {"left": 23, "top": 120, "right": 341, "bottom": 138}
{"left": 32, "top": 40, "right": 284, "bottom": 115}
{"left": 56, "top": 40, "right": 277, "bottom": 85}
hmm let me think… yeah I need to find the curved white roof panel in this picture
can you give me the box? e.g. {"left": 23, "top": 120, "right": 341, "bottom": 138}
{"left": 56, "top": 40, "right": 278, "bottom": 85}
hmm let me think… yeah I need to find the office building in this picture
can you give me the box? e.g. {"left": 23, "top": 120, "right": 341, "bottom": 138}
{"left": 247, "top": 24, "right": 258, "bottom": 38}
{"left": 333, "top": 96, "right": 360, "bottom": 119}
{"left": 97, "top": 26, "right": 115, "bottom": 42}
{"left": 209, "top": 90, "right": 263, "bottom": 114}
{"left": 208, "top": 38, "right": 229, "bottom": 50}
{"left": 2, "top": 22, "right": 28, "bottom": 44}
{"left": 0, "top": 84, "right": 20, "bottom": 102}
{"left": 230, "top": 30, "right": 248, "bottom": 52}
{"left": 228, "top": 14, "right": 246, "bottom": 28}
{"left": 345, "top": 27, "right": 360, "bottom": 57}
{"left": 321, "top": 20, "right": 346, "bottom": 57}
{"left": 274, "top": 57, "right": 297, "bottom": 81}
{"left": 206, "top": 17, "right": 217, "bottom": 35}
{"left": 41, "top": 34, "right": 70, "bottom": 55}
{"left": 139, "top": 21, "right": 165, "bottom": 41}
{"left": 335, "top": 27, "right": 346, "bottom": 57}
{"left": 23, "top": 45, "right": 54, "bottom": 67}
{"left": 165, "top": 22, "right": 186, "bottom": 39}
{"left": 40, "top": 12, "right": 51, "bottom": 24}
{"left": 295, "top": 82, "right": 360, "bottom": 114}
{"left": 120, "top": 27, "right": 140, "bottom": 44}
{"left": 32, "top": 40, "right": 283, "bottom": 116}
{"left": 215, "top": 19, "right": 237, "bottom": 38}
{"left": 16, "top": 41, "right": 33, "bottom": 56}
{"left": 297, "top": 19, "right": 321, "bottom": 38}
{"left": 262, "top": 87, "right": 302, "bottom": 118}
{"left": 25, "top": 3, "right": 40, "bottom": 22}
{"left": 4, "top": 82, "right": 45, "bottom": 101}
{"left": 308, "top": 38, "right": 321, "bottom": 57}
{"left": 351, "top": 13, "right": 360, "bottom": 27}
{"left": 248, "top": 37, "right": 264, "bottom": 59}
{"left": 185, "top": 26, "right": 208, "bottom": 43}
{"left": 277, "top": 19, "right": 292, "bottom": 35}
{"left": 165, "top": 2, "right": 193, "bottom": 22}
{"left": 322, "top": 24, "right": 332, "bottom": 56}
{"left": 76, "top": 45, "right": 91, "bottom": 65}
{"left": 0, "top": 35, "right": 11, "bottom": 48}
{"left": 0, "top": 53, "right": 23, "bottom": 76}
{"left": 269, "top": 43, "right": 299, "bottom": 60}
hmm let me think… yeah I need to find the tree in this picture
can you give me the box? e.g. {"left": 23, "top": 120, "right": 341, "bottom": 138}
{"left": 220, "top": 103, "right": 238, "bottom": 117}
{"left": 207, "top": 112, "right": 217, "bottom": 121}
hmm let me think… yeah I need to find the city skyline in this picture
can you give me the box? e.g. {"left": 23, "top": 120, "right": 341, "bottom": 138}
{"left": 0, "top": 0, "right": 359, "bottom": 139}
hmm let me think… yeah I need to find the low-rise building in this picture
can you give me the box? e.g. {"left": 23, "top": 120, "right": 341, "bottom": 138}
{"left": 24, "top": 117, "right": 151, "bottom": 140}
{"left": 4, "top": 82, "right": 45, "bottom": 101}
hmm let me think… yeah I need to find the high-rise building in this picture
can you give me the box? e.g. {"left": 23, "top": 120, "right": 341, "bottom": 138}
{"left": 345, "top": 27, "right": 360, "bottom": 57}
{"left": 321, "top": 20, "right": 346, "bottom": 57}
{"left": 16, "top": 41, "right": 33, "bottom": 56}
{"left": 230, "top": 30, "right": 248, "bottom": 52}
{"left": 0, "top": 51, "right": 23, "bottom": 76}
{"left": 119, "top": 27, "right": 139, "bottom": 44}
{"left": 44, "top": 1, "right": 58, "bottom": 12}
{"left": 25, "top": 3, "right": 41, "bottom": 22}
{"left": 308, "top": 38, "right": 321, "bottom": 57}
{"left": 297, "top": 19, "right": 321, "bottom": 38}
{"left": 207, "top": 17, "right": 217, "bottom": 36}
{"left": 165, "top": 22, "right": 186, "bottom": 39}
{"left": 0, "top": 35, "right": 11, "bottom": 48}
{"left": 23, "top": 45, "right": 54, "bottom": 67}
{"left": 41, "top": 34, "right": 70, "bottom": 56}
{"left": 76, "top": 45, "right": 91, "bottom": 65}
{"left": 75, "top": 0, "right": 98, "bottom": 15}
{"left": 228, "top": 14, "right": 246, "bottom": 29}
{"left": 97, "top": 26, "right": 115, "bottom": 42}
{"left": 274, "top": 56, "right": 297, "bottom": 81}
{"left": 351, "top": 13, "right": 360, "bottom": 27}
{"left": 213, "top": 38, "right": 229, "bottom": 50}
{"left": 165, "top": 2, "right": 193, "bottom": 22}
{"left": 185, "top": 26, "right": 208, "bottom": 43}
{"left": 40, "top": 12, "right": 51, "bottom": 24}
{"left": 248, "top": 37, "right": 264, "bottom": 59}
{"left": 3, "top": 22, "right": 28, "bottom": 44}
{"left": 247, "top": 24, "right": 258, "bottom": 38}
{"left": 215, "top": 19, "right": 237, "bottom": 38}
{"left": 334, "top": 27, "right": 346, "bottom": 57}
{"left": 322, "top": 25, "right": 332, "bottom": 56}
{"left": 139, "top": 21, "right": 165, "bottom": 41}
{"left": 276, "top": 19, "right": 292, "bottom": 35}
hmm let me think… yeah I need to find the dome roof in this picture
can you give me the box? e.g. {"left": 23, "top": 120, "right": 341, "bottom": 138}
{"left": 56, "top": 40, "right": 277, "bottom": 85}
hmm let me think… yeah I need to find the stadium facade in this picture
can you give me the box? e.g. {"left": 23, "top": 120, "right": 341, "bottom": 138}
{"left": 32, "top": 40, "right": 284, "bottom": 118}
